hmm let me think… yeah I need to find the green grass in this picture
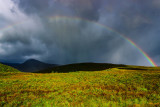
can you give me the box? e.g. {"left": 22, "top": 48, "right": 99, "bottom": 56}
{"left": 0, "top": 65, "right": 160, "bottom": 107}
{"left": 0, "top": 63, "right": 20, "bottom": 73}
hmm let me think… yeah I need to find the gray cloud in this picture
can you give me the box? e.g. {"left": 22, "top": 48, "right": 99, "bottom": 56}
{"left": 14, "top": 0, "right": 101, "bottom": 21}
{"left": 0, "top": 0, "right": 160, "bottom": 66}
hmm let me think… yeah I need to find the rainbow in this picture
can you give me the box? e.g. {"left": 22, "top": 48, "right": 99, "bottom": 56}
{"left": 0, "top": 22, "right": 23, "bottom": 32}
{"left": 49, "top": 16, "right": 157, "bottom": 67}
{"left": 0, "top": 16, "right": 157, "bottom": 66}
{"left": 126, "top": 38, "right": 157, "bottom": 67}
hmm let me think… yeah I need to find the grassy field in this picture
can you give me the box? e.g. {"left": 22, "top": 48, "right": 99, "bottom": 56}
{"left": 0, "top": 64, "right": 160, "bottom": 106}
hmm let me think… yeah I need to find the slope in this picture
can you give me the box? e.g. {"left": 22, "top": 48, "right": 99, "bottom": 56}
{"left": 1, "top": 66, "right": 160, "bottom": 106}
{"left": 0, "top": 63, "right": 20, "bottom": 72}
{"left": 37, "top": 62, "right": 160, "bottom": 73}
{"left": 37, "top": 63, "right": 127, "bottom": 73}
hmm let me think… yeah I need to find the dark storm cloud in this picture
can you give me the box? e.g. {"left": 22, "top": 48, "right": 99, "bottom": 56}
{"left": 66, "top": 0, "right": 101, "bottom": 21}
{"left": 31, "top": 19, "right": 126, "bottom": 64}
{"left": 99, "top": 0, "right": 160, "bottom": 35}
{"left": 14, "top": 0, "right": 101, "bottom": 21}
{"left": 98, "top": 0, "right": 160, "bottom": 64}
{"left": 0, "top": 0, "right": 160, "bottom": 66}
{"left": 13, "top": 0, "right": 50, "bottom": 14}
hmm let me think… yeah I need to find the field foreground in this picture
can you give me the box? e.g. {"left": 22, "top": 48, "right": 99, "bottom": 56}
{"left": 0, "top": 68, "right": 160, "bottom": 106}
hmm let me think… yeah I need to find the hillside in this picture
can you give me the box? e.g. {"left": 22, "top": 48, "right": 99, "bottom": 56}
{"left": 36, "top": 62, "right": 160, "bottom": 73}
{"left": 0, "top": 63, "right": 20, "bottom": 72}
{"left": 36, "top": 63, "right": 125, "bottom": 73}
{"left": 0, "top": 66, "right": 160, "bottom": 106}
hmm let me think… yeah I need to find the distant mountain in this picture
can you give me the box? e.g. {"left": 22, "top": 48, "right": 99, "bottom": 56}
{"left": 1, "top": 59, "right": 58, "bottom": 72}
{"left": 36, "top": 62, "right": 127, "bottom": 73}
{"left": 0, "top": 63, "right": 20, "bottom": 72}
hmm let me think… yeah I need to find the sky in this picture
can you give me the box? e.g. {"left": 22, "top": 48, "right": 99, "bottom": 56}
{"left": 0, "top": 0, "right": 160, "bottom": 66}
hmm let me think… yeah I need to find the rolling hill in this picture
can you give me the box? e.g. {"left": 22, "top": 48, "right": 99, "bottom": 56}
{"left": 36, "top": 62, "right": 124, "bottom": 73}
{"left": 37, "top": 62, "right": 160, "bottom": 73}
{"left": 1, "top": 63, "right": 160, "bottom": 106}
{"left": 0, "top": 63, "right": 20, "bottom": 72}
{"left": 36, "top": 62, "right": 160, "bottom": 73}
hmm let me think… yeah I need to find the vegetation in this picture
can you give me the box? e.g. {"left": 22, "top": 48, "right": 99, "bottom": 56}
{"left": 0, "top": 63, "right": 160, "bottom": 106}
{"left": 36, "top": 63, "right": 127, "bottom": 73}
{"left": 37, "top": 63, "right": 160, "bottom": 73}
{"left": 0, "top": 63, "right": 20, "bottom": 73}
